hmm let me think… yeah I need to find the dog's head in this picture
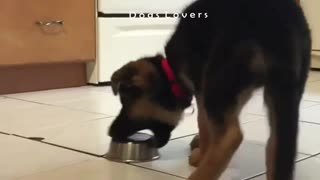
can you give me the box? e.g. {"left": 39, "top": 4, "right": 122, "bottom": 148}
{"left": 108, "top": 54, "right": 192, "bottom": 148}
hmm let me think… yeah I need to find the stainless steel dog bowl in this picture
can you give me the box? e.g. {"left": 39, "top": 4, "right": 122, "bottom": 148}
{"left": 105, "top": 132, "right": 160, "bottom": 163}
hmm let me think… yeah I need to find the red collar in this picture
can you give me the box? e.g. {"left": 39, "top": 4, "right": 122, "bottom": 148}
{"left": 161, "top": 58, "right": 187, "bottom": 99}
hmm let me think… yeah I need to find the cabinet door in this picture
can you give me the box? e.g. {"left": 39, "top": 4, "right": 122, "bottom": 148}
{"left": 97, "top": 18, "right": 179, "bottom": 82}
{"left": 0, "top": 0, "right": 95, "bottom": 66}
{"left": 302, "top": 0, "right": 320, "bottom": 50}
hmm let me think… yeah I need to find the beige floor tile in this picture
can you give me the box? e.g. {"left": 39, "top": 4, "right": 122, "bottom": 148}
{"left": 243, "top": 95, "right": 318, "bottom": 116}
{"left": 172, "top": 102, "right": 261, "bottom": 138}
{"left": 0, "top": 134, "right": 94, "bottom": 180}
{"left": 242, "top": 95, "right": 267, "bottom": 115}
{"left": 5, "top": 86, "right": 120, "bottom": 116}
{"left": 307, "top": 71, "right": 320, "bottom": 82}
{"left": 177, "top": 111, "right": 265, "bottom": 135}
{"left": 251, "top": 155, "right": 320, "bottom": 180}
{"left": 0, "top": 98, "right": 105, "bottom": 136}
{"left": 53, "top": 95, "right": 121, "bottom": 116}
{"left": 30, "top": 113, "right": 262, "bottom": 156}
{"left": 294, "top": 155, "right": 320, "bottom": 180}
{"left": 135, "top": 136, "right": 306, "bottom": 180}
{"left": 301, "top": 104, "right": 320, "bottom": 124}
{"left": 304, "top": 81, "right": 320, "bottom": 102}
{"left": 5, "top": 86, "right": 110, "bottom": 103}
{"left": 18, "top": 159, "right": 184, "bottom": 180}
{"left": 32, "top": 118, "right": 113, "bottom": 155}
{"left": 242, "top": 119, "right": 320, "bottom": 154}
{"left": 30, "top": 115, "right": 198, "bottom": 156}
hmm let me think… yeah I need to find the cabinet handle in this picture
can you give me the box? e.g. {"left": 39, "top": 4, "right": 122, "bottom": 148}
{"left": 35, "top": 20, "right": 64, "bottom": 26}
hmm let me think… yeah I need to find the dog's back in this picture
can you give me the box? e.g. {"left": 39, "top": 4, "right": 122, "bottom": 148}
{"left": 166, "top": 0, "right": 310, "bottom": 79}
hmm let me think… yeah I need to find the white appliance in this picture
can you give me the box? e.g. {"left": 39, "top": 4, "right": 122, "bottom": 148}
{"left": 87, "top": 0, "right": 196, "bottom": 84}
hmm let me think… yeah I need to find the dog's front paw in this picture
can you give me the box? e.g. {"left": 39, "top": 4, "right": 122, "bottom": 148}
{"left": 189, "top": 148, "right": 202, "bottom": 167}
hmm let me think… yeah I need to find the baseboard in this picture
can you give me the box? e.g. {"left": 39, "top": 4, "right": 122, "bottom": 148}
{"left": 0, "top": 63, "right": 87, "bottom": 95}
{"left": 311, "top": 53, "right": 320, "bottom": 69}
{"left": 88, "top": 81, "right": 111, "bottom": 86}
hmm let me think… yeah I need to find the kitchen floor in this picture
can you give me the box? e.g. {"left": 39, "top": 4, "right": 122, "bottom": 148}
{"left": 1, "top": 71, "right": 320, "bottom": 180}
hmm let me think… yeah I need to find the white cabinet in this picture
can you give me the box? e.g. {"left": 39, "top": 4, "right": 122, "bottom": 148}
{"left": 94, "top": 18, "right": 179, "bottom": 83}
{"left": 87, "top": 0, "right": 196, "bottom": 84}
{"left": 98, "top": 0, "right": 196, "bottom": 13}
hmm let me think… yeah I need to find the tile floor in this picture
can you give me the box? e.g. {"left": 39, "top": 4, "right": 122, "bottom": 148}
{"left": 1, "top": 71, "right": 320, "bottom": 180}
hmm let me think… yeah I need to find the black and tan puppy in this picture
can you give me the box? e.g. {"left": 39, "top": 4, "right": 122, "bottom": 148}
{"left": 108, "top": 0, "right": 311, "bottom": 180}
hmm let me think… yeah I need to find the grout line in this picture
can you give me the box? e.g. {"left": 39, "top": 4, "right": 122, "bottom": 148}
{"left": 167, "top": 113, "right": 267, "bottom": 142}
{"left": 0, "top": 131, "right": 10, "bottom": 135}
{"left": 52, "top": 107, "right": 112, "bottom": 116}
{"left": 302, "top": 102, "right": 320, "bottom": 109}
{"left": 303, "top": 101, "right": 320, "bottom": 107}
{"left": 307, "top": 79, "right": 320, "bottom": 83}
{"left": 300, "top": 120, "right": 320, "bottom": 126}
{"left": 11, "top": 134, "right": 104, "bottom": 158}
{"left": 301, "top": 99, "right": 320, "bottom": 104}
{"left": 243, "top": 99, "right": 320, "bottom": 117}
{"left": 242, "top": 152, "right": 314, "bottom": 180}
{"left": 80, "top": 116, "right": 116, "bottom": 124}
{"left": 10, "top": 133, "right": 187, "bottom": 179}
{"left": 243, "top": 112, "right": 320, "bottom": 127}
{"left": 3, "top": 96, "right": 112, "bottom": 116}
{"left": 297, "top": 151, "right": 314, "bottom": 157}
{"left": 129, "top": 164, "right": 186, "bottom": 179}
{"left": 6, "top": 130, "right": 318, "bottom": 180}
{"left": 3, "top": 96, "right": 58, "bottom": 106}
{"left": 295, "top": 151, "right": 320, "bottom": 163}
{"left": 170, "top": 133, "right": 198, "bottom": 141}
{"left": 243, "top": 172, "right": 265, "bottom": 180}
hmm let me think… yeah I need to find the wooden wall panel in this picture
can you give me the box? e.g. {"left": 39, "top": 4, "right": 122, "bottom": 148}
{"left": 0, "top": 63, "right": 87, "bottom": 95}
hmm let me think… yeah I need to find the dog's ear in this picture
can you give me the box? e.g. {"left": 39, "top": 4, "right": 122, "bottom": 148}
{"left": 111, "top": 62, "right": 135, "bottom": 95}
{"left": 111, "top": 60, "right": 157, "bottom": 95}
{"left": 110, "top": 71, "right": 120, "bottom": 95}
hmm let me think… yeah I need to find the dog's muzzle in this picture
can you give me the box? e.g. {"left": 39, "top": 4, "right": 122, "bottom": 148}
{"left": 108, "top": 110, "right": 175, "bottom": 148}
